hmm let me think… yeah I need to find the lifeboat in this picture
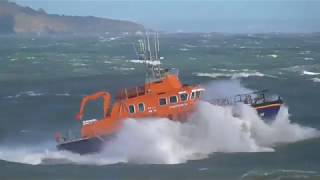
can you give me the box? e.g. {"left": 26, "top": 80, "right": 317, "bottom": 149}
{"left": 56, "top": 34, "right": 283, "bottom": 154}
{"left": 57, "top": 73, "right": 205, "bottom": 154}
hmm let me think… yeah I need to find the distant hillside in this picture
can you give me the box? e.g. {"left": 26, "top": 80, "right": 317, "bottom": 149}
{"left": 0, "top": 1, "right": 145, "bottom": 34}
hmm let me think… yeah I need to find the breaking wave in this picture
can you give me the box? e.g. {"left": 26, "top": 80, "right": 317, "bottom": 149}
{"left": 179, "top": 48, "right": 190, "bottom": 51}
{"left": 282, "top": 66, "right": 320, "bottom": 77}
{"left": 193, "top": 72, "right": 266, "bottom": 79}
{"left": 111, "top": 67, "right": 135, "bottom": 71}
{"left": 9, "top": 91, "right": 44, "bottom": 98}
{"left": 193, "top": 68, "right": 279, "bottom": 79}
{"left": 312, "top": 78, "right": 320, "bottom": 83}
{"left": 304, "top": 57, "right": 314, "bottom": 61}
{"left": 241, "top": 169, "right": 320, "bottom": 179}
{"left": 267, "top": 54, "right": 278, "bottom": 58}
{"left": 302, "top": 70, "right": 320, "bottom": 76}
{"left": 2, "top": 91, "right": 72, "bottom": 99}
{"left": 297, "top": 51, "right": 312, "bottom": 55}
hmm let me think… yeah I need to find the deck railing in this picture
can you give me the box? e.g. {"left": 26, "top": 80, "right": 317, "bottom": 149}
{"left": 116, "top": 86, "right": 145, "bottom": 100}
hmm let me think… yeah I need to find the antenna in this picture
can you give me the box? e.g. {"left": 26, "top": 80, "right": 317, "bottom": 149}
{"left": 133, "top": 43, "right": 138, "bottom": 57}
{"left": 157, "top": 32, "right": 160, "bottom": 56}
{"left": 146, "top": 31, "right": 152, "bottom": 60}
{"left": 154, "top": 33, "right": 158, "bottom": 60}
{"left": 140, "top": 31, "right": 163, "bottom": 83}
{"left": 134, "top": 39, "right": 147, "bottom": 61}
{"left": 142, "top": 38, "right": 147, "bottom": 60}
{"left": 155, "top": 32, "right": 161, "bottom": 77}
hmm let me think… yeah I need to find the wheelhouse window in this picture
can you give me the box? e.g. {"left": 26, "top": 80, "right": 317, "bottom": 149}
{"left": 138, "top": 103, "right": 145, "bottom": 112}
{"left": 191, "top": 92, "right": 195, "bottom": 100}
{"left": 196, "top": 91, "right": 202, "bottom": 98}
{"left": 128, "top": 105, "right": 135, "bottom": 113}
{"left": 159, "top": 98, "right": 167, "bottom": 106}
{"left": 169, "top": 96, "right": 178, "bottom": 104}
{"left": 180, "top": 93, "right": 188, "bottom": 102}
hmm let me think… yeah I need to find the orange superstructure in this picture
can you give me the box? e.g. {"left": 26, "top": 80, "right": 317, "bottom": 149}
{"left": 78, "top": 73, "right": 204, "bottom": 139}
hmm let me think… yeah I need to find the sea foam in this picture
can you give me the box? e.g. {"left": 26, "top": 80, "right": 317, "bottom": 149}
{"left": 312, "top": 78, "right": 320, "bottom": 83}
{"left": 194, "top": 71, "right": 266, "bottom": 79}
{"left": 302, "top": 71, "right": 320, "bottom": 76}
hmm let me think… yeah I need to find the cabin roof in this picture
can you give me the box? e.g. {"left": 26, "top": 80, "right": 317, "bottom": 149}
{"left": 116, "top": 74, "right": 183, "bottom": 100}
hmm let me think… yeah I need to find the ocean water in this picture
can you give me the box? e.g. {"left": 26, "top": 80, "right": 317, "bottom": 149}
{"left": 0, "top": 33, "right": 320, "bottom": 179}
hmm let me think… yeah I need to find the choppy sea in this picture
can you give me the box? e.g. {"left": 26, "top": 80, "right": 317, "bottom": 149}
{"left": 1, "top": 33, "right": 320, "bottom": 179}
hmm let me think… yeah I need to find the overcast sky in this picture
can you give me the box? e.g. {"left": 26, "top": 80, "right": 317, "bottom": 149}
{"left": 13, "top": 0, "right": 320, "bottom": 33}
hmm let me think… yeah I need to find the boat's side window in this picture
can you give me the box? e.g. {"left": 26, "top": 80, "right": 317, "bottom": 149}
{"left": 169, "top": 96, "right": 178, "bottom": 104}
{"left": 196, "top": 91, "right": 202, "bottom": 99}
{"left": 128, "top": 105, "right": 135, "bottom": 113}
{"left": 190, "top": 92, "right": 195, "bottom": 100}
{"left": 180, "top": 93, "right": 188, "bottom": 102}
{"left": 138, "top": 103, "right": 145, "bottom": 112}
{"left": 159, "top": 98, "right": 167, "bottom": 106}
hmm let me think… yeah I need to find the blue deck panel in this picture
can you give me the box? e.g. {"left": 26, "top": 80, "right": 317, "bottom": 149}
{"left": 257, "top": 106, "right": 281, "bottom": 120}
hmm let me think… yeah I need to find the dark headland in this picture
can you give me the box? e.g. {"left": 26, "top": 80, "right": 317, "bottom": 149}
{"left": 0, "top": 1, "right": 145, "bottom": 34}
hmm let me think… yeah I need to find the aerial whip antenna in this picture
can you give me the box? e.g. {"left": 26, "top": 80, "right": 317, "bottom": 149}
{"left": 157, "top": 32, "right": 160, "bottom": 57}
{"left": 154, "top": 33, "right": 158, "bottom": 60}
{"left": 146, "top": 31, "right": 152, "bottom": 60}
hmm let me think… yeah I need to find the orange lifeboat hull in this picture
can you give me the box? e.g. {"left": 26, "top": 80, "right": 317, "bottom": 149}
{"left": 56, "top": 74, "right": 205, "bottom": 154}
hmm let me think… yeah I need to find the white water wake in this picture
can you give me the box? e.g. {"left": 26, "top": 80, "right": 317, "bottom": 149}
{"left": 93, "top": 102, "right": 318, "bottom": 164}
{"left": 0, "top": 81, "right": 319, "bottom": 165}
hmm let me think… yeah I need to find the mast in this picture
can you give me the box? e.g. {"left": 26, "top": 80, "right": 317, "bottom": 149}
{"left": 157, "top": 32, "right": 160, "bottom": 57}
{"left": 154, "top": 33, "right": 158, "bottom": 60}
{"left": 135, "top": 31, "right": 163, "bottom": 83}
{"left": 146, "top": 32, "right": 152, "bottom": 61}
{"left": 155, "top": 32, "right": 161, "bottom": 79}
